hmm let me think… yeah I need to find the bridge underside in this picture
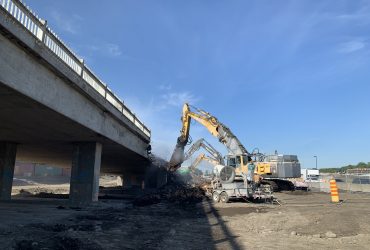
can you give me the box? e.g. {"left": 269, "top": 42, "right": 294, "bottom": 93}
{"left": 0, "top": 83, "right": 149, "bottom": 175}
{"left": 0, "top": 3, "right": 158, "bottom": 205}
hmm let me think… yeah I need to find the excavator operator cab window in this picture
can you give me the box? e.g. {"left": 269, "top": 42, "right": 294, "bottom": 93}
{"left": 242, "top": 155, "right": 249, "bottom": 166}
{"left": 227, "top": 157, "right": 237, "bottom": 168}
{"left": 235, "top": 156, "right": 242, "bottom": 167}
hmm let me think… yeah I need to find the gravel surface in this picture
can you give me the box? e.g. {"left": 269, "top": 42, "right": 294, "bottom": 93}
{"left": 1, "top": 185, "right": 369, "bottom": 249}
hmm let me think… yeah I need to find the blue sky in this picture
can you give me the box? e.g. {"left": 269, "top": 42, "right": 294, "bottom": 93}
{"left": 27, "top": 0, "right": 370, "bottom": 168}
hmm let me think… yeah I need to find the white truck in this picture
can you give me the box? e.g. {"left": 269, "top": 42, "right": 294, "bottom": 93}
{"left": 301, "top": 168, "right": 320, "bottom": 182}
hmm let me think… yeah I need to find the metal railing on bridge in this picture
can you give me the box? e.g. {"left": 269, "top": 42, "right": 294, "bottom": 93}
{"left": 0, "top": 0, "right": 151, "bottom": 138}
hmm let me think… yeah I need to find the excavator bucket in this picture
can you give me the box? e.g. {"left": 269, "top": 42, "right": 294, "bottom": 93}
{"left": 168, "top": 138, "right": 187, "bottom": 171}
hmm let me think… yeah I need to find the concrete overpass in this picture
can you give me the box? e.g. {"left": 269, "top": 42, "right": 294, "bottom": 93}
{"left": 0, "top": 0, "right": 153, "bottom": 204}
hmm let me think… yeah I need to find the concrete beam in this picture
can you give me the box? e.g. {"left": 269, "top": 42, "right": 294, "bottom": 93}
{"left": 69, "top": 142, "right": 102, "bottom": 206}
{"left": 0, "top": 142, "right": 17, "bottom": 200}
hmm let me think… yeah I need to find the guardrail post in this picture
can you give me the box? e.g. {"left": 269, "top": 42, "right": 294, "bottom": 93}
{"left": 37, "top": 18, "right": 47, "bottom": 42}
{"left": 79, "top": 59, "right": 84, "bottom": 77}
{"left": 5, "top": 0, "right": 10, "bottom": 11}
{"left": 120, "top": 99, "right": 125, "bottom": 113}
{"left": 104, "top": 86, "right": 108, "bottom": 99}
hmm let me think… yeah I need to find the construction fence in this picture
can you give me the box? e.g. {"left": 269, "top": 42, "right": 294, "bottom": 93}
{"left": 309, "top": 174, "right": 370, "bottom": 193}
{"left": 14, "top": 163, "right": 71, "bottom": 177}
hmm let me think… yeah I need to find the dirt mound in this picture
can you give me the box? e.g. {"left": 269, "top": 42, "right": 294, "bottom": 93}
{"left": 14, "top": 188, "right": 68, "bottom": 198}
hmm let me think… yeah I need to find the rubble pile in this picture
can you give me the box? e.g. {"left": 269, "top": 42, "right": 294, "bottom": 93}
{"left": 161, "top": 183, "right": 205, "bottom": 203}
{"left": 133, "top": 153, "right": 207, "bottom": 206}
{"left": 133, "top": 182, "right": 206, "bottom": 207}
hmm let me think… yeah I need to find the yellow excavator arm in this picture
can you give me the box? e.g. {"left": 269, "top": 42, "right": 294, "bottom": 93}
{"left": 168, "top": 103, "right": 249, "bottom": 171}
{"left": 184, "top": 138, "right": 224, "bottom": 165}
{"left": 188, "top": 153, "right": 205, "bottom": 173}
{"left": 179, "top": 104, "right": 219, "bottom": 142}
{"left": 188, "top": 153, "right": 220, "bottom": 173}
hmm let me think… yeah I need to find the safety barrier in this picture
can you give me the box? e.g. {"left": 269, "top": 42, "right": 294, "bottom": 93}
{"left": 329, "top": 179, "right": 340, "bottom": 203}
{"left": 0, "top": 0, "right": 151, "bottom": 138}
{"left": 309, "top": 180, "right": 370, "bottom": 193}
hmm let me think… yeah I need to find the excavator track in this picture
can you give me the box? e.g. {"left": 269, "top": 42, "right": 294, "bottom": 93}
{"left": 261, "top": 179, "right": 295, "bottom": 192}
{"left": 261, "top": 180, "right": 279, "bottom": 192}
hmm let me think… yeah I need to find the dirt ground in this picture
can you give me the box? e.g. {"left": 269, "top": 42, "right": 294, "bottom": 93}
{"left": 11, "top": 176, "right": 119, "bottom": 197}
{"left": 1, "top": 180, "right": 370, "bottom": 249}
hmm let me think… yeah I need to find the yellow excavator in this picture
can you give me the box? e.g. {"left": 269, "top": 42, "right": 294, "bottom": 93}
{"left": 177, "top": 138, "right": 224, "bottom": 185}
{"left": 187, "top": 153, "right": 217, "bottom": 173}
{"left": 183, "top": 139, "right": 302, "bottom": 191}
{"left": 168, "top": 103, "right": 251, "bottom": 174}
{"left": 253, "top": 150, "right": 307, "bottom": 191}
{"left": 168, "top": 103, "right": 273, "bottom": 202}
{"left": 184, "top": 138, "right": 224, "bottom": 164}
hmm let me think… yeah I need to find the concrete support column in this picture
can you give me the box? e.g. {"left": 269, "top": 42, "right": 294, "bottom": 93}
{"left": 116, "top": 175, "right": 123, "bottom": 187}
{"left": 0, "top": 142, "right": 17, "bottom": 200}
{"left": 122, "top": 174, "right": 132, "bottom": 189}
{"left": 69, "top": 142, "right": 102, "bottom": 206}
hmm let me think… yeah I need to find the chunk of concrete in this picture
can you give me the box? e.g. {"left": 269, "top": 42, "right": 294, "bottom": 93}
{"left": 325, "top": 231, "right": 337, "bottom": 238}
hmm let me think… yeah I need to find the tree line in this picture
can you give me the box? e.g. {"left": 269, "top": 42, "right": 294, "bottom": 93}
{"left": 320, "top": 162, "right": 370, "bottom": 173}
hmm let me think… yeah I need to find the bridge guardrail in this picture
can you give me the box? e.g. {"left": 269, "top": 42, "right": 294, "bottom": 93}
{"left": 0, "top": 0, "right": 151, "bottom": 139}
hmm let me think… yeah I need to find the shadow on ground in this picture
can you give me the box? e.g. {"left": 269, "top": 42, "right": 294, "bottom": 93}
{"left": 0, "top": 185, "right": 244, "bottom": 249}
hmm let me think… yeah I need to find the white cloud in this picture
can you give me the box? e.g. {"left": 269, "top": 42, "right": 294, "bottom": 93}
{"left": 121, "top": 90, "right": 201, "bottom": 160}
{"left": 334, "top": 4, "right": 370, "bottom": 29}
{"left": 158, "top": 84, "right": 172, "bottom": 91}
{"left": 161, "top": 91, "right": 199, "bottom": 107}
{"left": 106, "top": 43, "right": 122, "bottom": 57}
{"left": 85, "top": 45, "right": 99, "bottom": 51}
{"left": 85, "top": 43, "right": 122, "bottom": 57}
{"left": 50, "top": 11, "right": 81, "bottom": 34}
{"left": 338, "top": 40, "right": 366, "bottom": 54}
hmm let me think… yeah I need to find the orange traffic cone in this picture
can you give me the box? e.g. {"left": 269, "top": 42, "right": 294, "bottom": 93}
{"left": 329, "top": 178, "right": 340, "bottom": 203}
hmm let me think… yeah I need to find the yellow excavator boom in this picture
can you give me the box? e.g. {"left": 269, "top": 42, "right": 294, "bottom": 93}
{"left": 188, "top": 153, "right": 220, "bottom": 173}
{"left": 168, "top": 103, "right": 249, "bottom": 172}
{"left": 184, "top": 138, "right": 224, "bottom": 165}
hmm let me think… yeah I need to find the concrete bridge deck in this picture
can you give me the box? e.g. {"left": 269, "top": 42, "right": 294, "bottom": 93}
{"left": 0, "top": 0, "right": 153, "bottom": 204}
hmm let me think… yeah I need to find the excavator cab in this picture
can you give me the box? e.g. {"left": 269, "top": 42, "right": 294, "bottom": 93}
{"left": 226, "top": 154, "right": 258, "bottom": 182}
{"left": 226, "top": 154, "right": 251, "bottom": 171}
